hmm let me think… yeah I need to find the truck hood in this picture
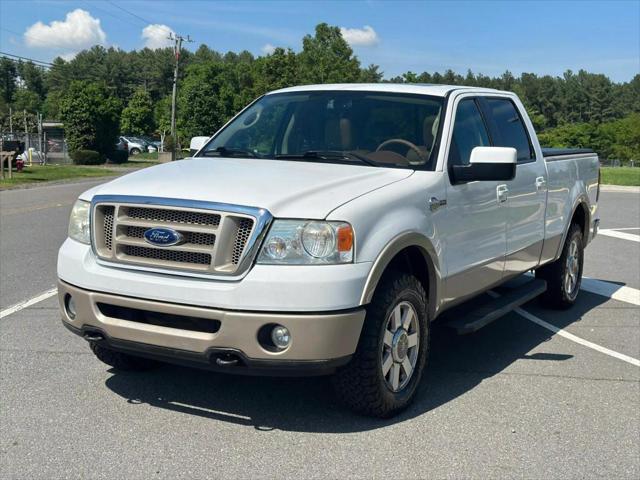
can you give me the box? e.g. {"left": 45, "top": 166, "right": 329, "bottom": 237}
{"left": 83, "top": 157, "right": 413, "bottom": 218}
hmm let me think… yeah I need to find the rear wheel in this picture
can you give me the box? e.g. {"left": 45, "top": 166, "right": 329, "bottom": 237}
{"left": 90, "top": 342, "right": 160, "bottom": 371}
{"left": 536, "top": 223, "right": 584, "bottom": 308}
{"left": 129, "top": 147, "right": 141, "bottom": 155}
{"left": 332, "top": 273, "right": 429, "bottom": 418}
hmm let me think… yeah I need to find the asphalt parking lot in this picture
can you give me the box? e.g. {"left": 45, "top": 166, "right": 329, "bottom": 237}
{"left": 1, "top": 180, "right": 638, "bottom": 479}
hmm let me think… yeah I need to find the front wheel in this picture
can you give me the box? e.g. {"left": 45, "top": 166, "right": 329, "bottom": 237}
{"left": 536, "top": 223, "right": 584, "bottom": 309}
{"left": 129, "top": 148, "right": 141, "bottom": 155}
{"left": 332, "top": 273, "right": 429, "bottom": 418}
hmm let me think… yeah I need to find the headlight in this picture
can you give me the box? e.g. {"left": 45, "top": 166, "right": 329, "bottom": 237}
{"left": 257, "top": 220, "right": 354, "bottom": 264}
{"left": 68, "top": 200, "right": 91, "bottom": 244}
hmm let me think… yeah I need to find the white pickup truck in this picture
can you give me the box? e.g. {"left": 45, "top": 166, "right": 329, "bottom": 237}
{"left": 58, "top": 84, "right": 600, "bottom": 417}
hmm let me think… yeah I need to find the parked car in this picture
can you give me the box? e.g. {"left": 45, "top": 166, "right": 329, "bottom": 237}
{"left": 120, "top": 135, "right": 155, "bottom": 155}
{"left": 58, "top": 84, "right": 600, "bottom": 417}
{"left": 115, "top": 137, "right": 128, "bottom": 153}
{"left": 139, "top": 136, "right": 162, "bottom": 151}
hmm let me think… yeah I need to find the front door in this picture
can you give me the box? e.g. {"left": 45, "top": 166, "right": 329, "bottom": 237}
{"left": 437, "top": 97, "right": 507, "bottom": 304}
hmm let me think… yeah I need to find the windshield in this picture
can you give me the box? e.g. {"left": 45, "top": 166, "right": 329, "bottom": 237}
{"left": 198, "top": 91, "right": 444, "bottom": 169}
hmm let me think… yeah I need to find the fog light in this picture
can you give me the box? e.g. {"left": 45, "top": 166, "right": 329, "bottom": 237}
{"left": 271, "top": 325, "right": 291, "bottom": 349}
{"left": 66, "top": 295, "right": 77, "bottom": 319}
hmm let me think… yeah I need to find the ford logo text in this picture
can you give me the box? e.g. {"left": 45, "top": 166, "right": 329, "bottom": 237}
{"left": 143, "top": 227, "right": 185, "bottom": 247}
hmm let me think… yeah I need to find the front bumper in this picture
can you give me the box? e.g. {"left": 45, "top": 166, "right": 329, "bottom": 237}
{"left": 57, "top": 239, "right": 372, "bottom": 312}
{"left": 58, "top": 280, "right": 365, "bottom": 376}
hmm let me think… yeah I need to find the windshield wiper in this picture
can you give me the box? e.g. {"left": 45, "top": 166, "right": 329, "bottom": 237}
{"left": 274, "top": 150, "right": 378, "bottom": 167}
{"left": 201, "top": 146, "right": 257, "bottom": 158}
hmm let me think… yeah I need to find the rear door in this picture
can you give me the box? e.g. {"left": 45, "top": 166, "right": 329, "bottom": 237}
{"left": 438, "top": 96, "right": 507, "bottom": 303}
{"left": 480, "top": 96, "right": 547, "bottom": 277}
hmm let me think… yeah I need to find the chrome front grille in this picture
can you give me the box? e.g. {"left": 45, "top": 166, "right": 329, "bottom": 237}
{"left": 121, "top": 245, "right": 212, "bottom": 265}
{"left": 232, "top": 218, "right": 253, "bottom": 265}
{"left": 126, "top": 206, "right": 221, "bottom": 227}
{"left": 92, "top": 197, "right": 269, "bottom": 276}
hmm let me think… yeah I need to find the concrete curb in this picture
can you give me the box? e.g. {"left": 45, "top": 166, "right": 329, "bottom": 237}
{"left": 600, "top": 185, "right": 640, "bottom": 193}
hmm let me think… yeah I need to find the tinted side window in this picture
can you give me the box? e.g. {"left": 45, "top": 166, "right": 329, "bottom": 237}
{"left": 448, "top": 99, "right": 490, "bottom": 167}
{"left": 486, "top": 99, "right": 533, "bottom": 162}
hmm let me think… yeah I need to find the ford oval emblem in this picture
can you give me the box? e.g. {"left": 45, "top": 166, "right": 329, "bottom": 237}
{"left": 143, "top": 227, "right": 184, "bottom": 247}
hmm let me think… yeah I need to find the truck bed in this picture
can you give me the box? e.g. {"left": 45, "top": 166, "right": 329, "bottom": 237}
{"left": 542, "top": 147, "right": 595, "bottom": 158}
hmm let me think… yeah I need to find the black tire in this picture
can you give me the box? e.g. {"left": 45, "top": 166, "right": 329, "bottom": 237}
{"left": 130, "top": 148, "right": 141, "bottom": 155}
{"left": 90, "top": 342, "right": 160, "bottom": 371}
{"left": 536, "top": 223, "right": 584, "bottom": 309}
{"left": 332, "top": 272, "right": 429, "bottom": 418}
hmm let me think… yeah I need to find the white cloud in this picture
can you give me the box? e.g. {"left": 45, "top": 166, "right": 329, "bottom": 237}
{"left": 340, "top": 25, "right": 379, "bottom": 47}
{"left": 261, "top": 43, "right": 276, "bottom": 55}
{"left": 60, "top": 52, "right": 79, "bottom": 61}
{"left": 24, "top": 9, "right": 106, "bottom": 50}
{"left": 141, "top": 24, "right": 175, "bottom": 49}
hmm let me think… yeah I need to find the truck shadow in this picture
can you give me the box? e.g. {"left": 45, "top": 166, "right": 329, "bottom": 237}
{"left": 104, "top": 290, "right": 610, "bottom": 433}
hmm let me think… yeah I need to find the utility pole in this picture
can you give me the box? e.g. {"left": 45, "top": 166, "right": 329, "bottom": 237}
{"left": 37, "top": 112, "right": 43, "bottom": 164}
{"left": 168, "top": 32, "right": 193, "bottom": 160}
{"left": 23, "top": 110, "right": 29, "bottom": 151}
{"left": 9, "top": 107, "right": 12, "bottom": 133}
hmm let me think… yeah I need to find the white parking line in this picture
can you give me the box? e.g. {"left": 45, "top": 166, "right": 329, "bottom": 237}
{"left": 0, "top": 288, "right": 58, "bottom": 319}
{"left": 513, "top": 306, "right": 640, "bottom": 367}
{"left": 581, "top": 277, "right": 640, "bottom": 306}
{"left": 598, "top": 229, "right": 640, "bottom": 243}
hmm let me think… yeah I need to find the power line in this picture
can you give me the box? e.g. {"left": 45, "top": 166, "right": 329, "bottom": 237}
{"left": 80, "top": 0, "right": 142, "bottom": 29}
{"left": 0, "top": 51, "right": 53, "bottom": 67}
{"left": 105, "top": 0, "right": 174, "bottom": 36}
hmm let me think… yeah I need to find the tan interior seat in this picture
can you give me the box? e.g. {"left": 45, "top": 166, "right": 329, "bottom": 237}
{"left": 406, "top": 114, "right": 439, "bottom": 164}
{"left": 324, "top": 118, "right": 352, "bottom": 150}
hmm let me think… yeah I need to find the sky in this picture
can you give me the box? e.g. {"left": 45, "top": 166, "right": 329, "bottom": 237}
{"left": 0, "top": 0, "right": 638, "bottom": 82}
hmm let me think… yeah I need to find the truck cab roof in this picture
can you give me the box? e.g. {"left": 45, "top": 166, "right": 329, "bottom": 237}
{"left": 267, "top": 83, "right": 505, "bottom": 98}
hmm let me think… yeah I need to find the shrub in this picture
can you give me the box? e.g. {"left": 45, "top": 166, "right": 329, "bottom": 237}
{"left": 107, "top": 149, "right": 128, "bottom": 164}
{"left": 163, "top": 134, "right": 175, "bottom": 153}
{"left": 60, "top": 81, "right": 121, "bottom": 156}
{"left": 71, "top": 149, "right": 102, "bottom": 165}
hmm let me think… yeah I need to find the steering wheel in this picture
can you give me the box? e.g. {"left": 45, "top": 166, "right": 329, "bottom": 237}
{"left": 375, "top": 138, "right": 425, "bottom": 162}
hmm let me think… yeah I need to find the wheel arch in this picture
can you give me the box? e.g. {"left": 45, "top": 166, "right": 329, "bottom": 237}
{"left": 360, "top": 233, "right": 441, "bottom": 321}
{"left": 571, "top": 198, "right": 590, "bottom": 241}
{"left": 557, "top": 196, "right": 591, "bottom": 258}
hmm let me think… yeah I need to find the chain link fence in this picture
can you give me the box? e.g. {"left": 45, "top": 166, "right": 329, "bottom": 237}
{"left": 1, "top": 130, "right": 71, "bottom": 164}
{"left": 600, "top": 158, "right": 638, "bottom": 168}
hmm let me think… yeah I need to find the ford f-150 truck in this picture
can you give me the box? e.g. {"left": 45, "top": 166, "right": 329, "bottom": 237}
{"left": 58, "top": 84, "right": 600, "bottom": 417}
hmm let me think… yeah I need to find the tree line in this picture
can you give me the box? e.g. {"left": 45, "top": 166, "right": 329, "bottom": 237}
{"left": 0, "top": 23, "right": 638, "bottom": 161}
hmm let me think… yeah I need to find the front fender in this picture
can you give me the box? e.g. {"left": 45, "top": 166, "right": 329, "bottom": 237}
{"left": 327, "top": 171, "right": 446, "bottom": 318}
{"left": 359, "top": 232, "right": 442, "bottom": 319}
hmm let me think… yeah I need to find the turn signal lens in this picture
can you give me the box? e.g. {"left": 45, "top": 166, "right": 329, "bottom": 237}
{"left": 337, "top": 225, "right": 354, "bottom": 252}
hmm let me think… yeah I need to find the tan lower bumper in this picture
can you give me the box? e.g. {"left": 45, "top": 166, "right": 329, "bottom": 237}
{"left": 58, "top": 280, "right": 365, "bottom": 362}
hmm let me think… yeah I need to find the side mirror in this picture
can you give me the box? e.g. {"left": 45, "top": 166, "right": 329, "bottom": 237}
{"left": 451, "top": 146, "right": 517, "bottom": 183}
{"left": 189, "top": 136, "right": 209, "bottom": 156}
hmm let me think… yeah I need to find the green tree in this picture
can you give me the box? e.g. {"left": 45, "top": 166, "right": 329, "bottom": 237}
{"left": 254, "top": 47, "right": 299, "bottom": 93}
{"left": 12, "top": 89, "right": 42, "bottom": 112}
{"left": 120, "top": 88, "right": 154, "bottom": 135}
{"left": 298, "top": 23, "right": 361, "bottom": 84}
{"left": 17, "top": 61, "right": 46, "bottom": 99}
{"left": 359, "top": 64, "right": 383, "bottom": 83}
{"left": 60, "top": 81, "right": 122, "bottom": 155}
{"left": 0, "top": 57, "right": 18, "bottom": 103}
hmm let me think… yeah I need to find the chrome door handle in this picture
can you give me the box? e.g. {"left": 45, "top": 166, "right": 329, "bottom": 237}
{"left": 535, "top": 176, "right": 547, "bottom": 191}
{"left": 496, "top": 184, "right": 509, "bottom": 203}
{"left": 429, "top": 197, "right": 447, "bottom": 212}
